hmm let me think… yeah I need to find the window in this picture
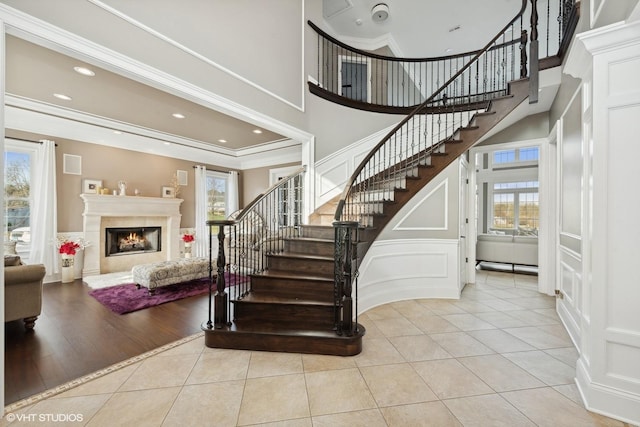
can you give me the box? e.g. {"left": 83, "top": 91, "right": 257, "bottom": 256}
{"left": 491, "top": 181, "right": 539, "bottom": 234}
{"left": 493, "top": 147, "right": 539, "bottom": 167}
{"left": 206, "top": 171, "right": 229, "bottom": 225}
{"left": 4, "top": 144, "right": 34, "bottom": 259}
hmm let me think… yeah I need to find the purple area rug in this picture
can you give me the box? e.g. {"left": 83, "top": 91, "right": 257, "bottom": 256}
{"left": 89, "top": 273, "right": 247, "bottom": 315}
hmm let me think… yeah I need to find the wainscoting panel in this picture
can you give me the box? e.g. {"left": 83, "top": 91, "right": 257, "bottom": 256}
{"left": 357, "top": 239, "right": 460, "bottom": 314}
{"left": 557, "top": 248, "right": 582, "bottom": 349}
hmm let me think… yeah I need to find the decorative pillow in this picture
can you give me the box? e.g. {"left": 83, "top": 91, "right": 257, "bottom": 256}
{"left": 4, "top": 254, "right": 22, "bottom": 266}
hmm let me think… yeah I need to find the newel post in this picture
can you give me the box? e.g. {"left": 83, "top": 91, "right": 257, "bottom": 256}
{"left": 333, "top": 221, "right": 359, "bottom": 337}
{"left": 206, "top": 220, "right": 233, "bottom": 328}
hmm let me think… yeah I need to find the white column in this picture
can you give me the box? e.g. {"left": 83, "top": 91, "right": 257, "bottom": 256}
{"left": 565, "top": 20, "right": 640, "bottom": 425}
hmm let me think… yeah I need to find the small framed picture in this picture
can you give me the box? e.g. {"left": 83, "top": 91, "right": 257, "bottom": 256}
{"left": 82, "top": 179, "right": 103, "bottom": 194}
{"left": 162, "top": 186, "right": 175, "bottom": 198}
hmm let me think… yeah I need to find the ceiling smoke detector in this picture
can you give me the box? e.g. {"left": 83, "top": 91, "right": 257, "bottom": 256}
{"left": 371, "top": 3, "right": 389, "bottom": 22}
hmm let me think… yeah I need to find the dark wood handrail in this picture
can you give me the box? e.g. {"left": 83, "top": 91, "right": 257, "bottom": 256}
{"left": 334, "top": 1, "right": 529, "bottom": 221}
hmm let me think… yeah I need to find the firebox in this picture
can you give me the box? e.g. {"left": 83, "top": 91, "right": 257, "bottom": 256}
{"left": 105, "top": 226, "right": 161, "bottom": 257}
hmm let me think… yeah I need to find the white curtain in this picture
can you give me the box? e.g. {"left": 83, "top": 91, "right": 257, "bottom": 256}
{"left": 29, "top": 140, "right": 58, "bottom": 273}
{"left": 194, "top": 165, "right": 209, "bottom": 259}
{"left": 226, "top": 170, "right": 239, "bottom": 214}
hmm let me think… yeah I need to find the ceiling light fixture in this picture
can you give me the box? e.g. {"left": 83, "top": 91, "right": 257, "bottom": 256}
{"left": 53, "top": 93, "right": 72, "bottom": 101}
{"left": 172, "top": 113, "right": 185, "bottom": 119}
{"left": 113, "top": 130, "right": 122, "bottom": 135}
{"left": 218, "top": 139, "right": 227, "bottom": 143}
{"left": 252, "top": 129, "right": 263, "bottom": 134}
{"left": 73, "top": 66, "right": 95, "bottom": 76}
{"left": 371, "top": 3, "right": 389, "bottom": 22}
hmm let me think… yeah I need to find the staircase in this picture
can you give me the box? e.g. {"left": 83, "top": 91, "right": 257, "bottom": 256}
{"left": 203, "top": 224, "right": 364, "bottom": 356}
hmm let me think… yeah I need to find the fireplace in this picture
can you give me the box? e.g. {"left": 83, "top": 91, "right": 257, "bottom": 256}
{"left": 105, "top": 226, "right": 161, "bottom": 257}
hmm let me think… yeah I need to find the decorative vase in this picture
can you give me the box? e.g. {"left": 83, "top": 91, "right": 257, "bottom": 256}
{"left": 184, "top": 242, "right": 192, "bottom": 258}
{"left": 61, "top": 254, "right": 75, "bottom": 283}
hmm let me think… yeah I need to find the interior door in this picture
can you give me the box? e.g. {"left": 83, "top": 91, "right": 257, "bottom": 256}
{"left": 459, "top": 160, "right": 469, "bottom": 290}
{"left": 339, "top": 56, "right": 370, "bottom": 102}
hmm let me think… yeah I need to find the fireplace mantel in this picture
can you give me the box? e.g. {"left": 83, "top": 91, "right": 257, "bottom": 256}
{"left": 80, "top": 194, "right": 183, "bottom": 276}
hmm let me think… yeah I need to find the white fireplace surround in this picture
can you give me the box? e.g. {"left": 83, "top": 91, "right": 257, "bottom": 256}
{"left": 80, "top": 194, "right": 183, "bottom": 276}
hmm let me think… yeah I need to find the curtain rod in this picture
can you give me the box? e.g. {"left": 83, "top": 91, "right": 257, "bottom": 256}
{"left": 6, "top": 137, "right": 58, "bottom": 146}
{"left": 192, "top": 165, "right": 236, "bottom": 174}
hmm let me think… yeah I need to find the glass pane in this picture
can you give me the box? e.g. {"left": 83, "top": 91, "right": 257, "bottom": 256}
{"left": 492, "top": 193, "right": 514, "bottom": 229}
{"left": 4, "top": 151, "right": 31, "bottom": 255}
{"left": 518, "top": 192, "right": 539, "bottom": 235}
{"left": 493, "top": 149, "right": 515, "bottom": 164}
{"left": 206, "top": 173, "right": 227, "bottom": 234}
{"left": 519, "top": 147, "right": 539, "bottom": 161}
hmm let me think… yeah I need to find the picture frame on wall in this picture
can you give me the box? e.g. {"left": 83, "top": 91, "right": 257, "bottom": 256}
{"left": 82, "top": 179, "right": 103, "bottom": 194}
{"left": 162, "top": 186, "right": 175, "bottom": 198}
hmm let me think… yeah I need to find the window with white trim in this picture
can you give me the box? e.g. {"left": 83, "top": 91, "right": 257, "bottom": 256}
{"left": 491, "top": 180, "right": 539, "bottom": 234}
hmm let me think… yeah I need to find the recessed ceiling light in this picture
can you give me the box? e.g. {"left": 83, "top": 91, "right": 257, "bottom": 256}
{"left": 73, "top": 66, "right": 95, "bottom": 76}
{"left": 252, "top": 129, "right": 263, "bottom": 134}
{"left": 164, "top": 142, "right": 171, "bottom": 146}
{"left": 113, "top": 130, "right": 122, "bottom": 135}
{"left": 445, "top": 48, "right": 452, "bottom": 53}
{"left": 218, "top": 139, "right": 227, "bottom": 143}
{"left": 172, "top": 113, "right": 185, "bottom": 119}
{"left": 53, "top": 93, "right": 72, "bottom": 101}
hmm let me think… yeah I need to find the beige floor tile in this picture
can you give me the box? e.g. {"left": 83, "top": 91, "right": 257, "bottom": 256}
{"left": 305, "top": 368, "right": 376, "bottom": 416}
{"left": 162, "top": 381, "right": 244, "bottom": 427}
{"left": 301, "top": 353, "right": 357, "bottom": 373}
{"left": 365, "top": 304, "right": 403, "bottom": 320}
{"left": 418, "top": 300, "right": 466, "bottom": 315}
{"left": 506, "top": 288, "right": 543, "bottom": 298}
{"left": 87, "top": 387, "right": 181, "bottom": 427}
{"left": 247, "top": 351, "right": 303, "bottom": 378}
{"left": 537, "top": 324, "right": 575, "bottom": 342}
{"left": 534, "top": 308, "right": 561, "bottom": 320}
{"left": 118, "top": 353, "right": 199, "bottom": 391}
{"left": 440, "top": 313, "right": 497, "bottom": 331}
{"left": 360, "top": 363, "right": 438, "bottom": 407}
{"left": 388, "top": 334, "right": 452, "bottom": 362}
{"left": 458, "top": 354, "right": 545, "bottom": 392}
{"left": 429, "top": 332, "right": 494, "bottom": 357}
{"left": 371, "top": 316, "right": 424, "bottom": 337}
{"left": 237, "top": 374, "right": 309, "bottom": 425}
{"left": 505, "top": 310, "right": 560, "bottom": 326}
{"left": 544, "top": 347, "right": 579, "bottom": 368}
{"left": 503, "top": 326, "right": 572, "bottom": 349}
{"left": 357, "top": 315, "right": 385, "bottom": 338}
{"left": 409, "top": 315, "right": 461, "bottom": 334}
{"left": 505, "top": 296, "right": 556, "bottom": 309}
{"left": 502, "top": 350, "right": 576, "bottom": 386}
{"left": 501, "top": 387, "right": 627, "bottom": 427}
{"left": 7, "top": 395, "right": 111, "bottom": 427}
{"left": 474, "top": 311, "right": 530, "bottom": 328}
{"left": 452, "top": 300, "right": 497, "bottom": 313}
{"left": 380, "top": 401, "right": 463, "bottom": 427}
{"left": 481, "top": 298, "right": 525, "bottom": 311}
{"left": 483, "top": 289, "right": 523, "bottom": 299}
{"left": 354, "top": 337, "right": 405, "bottom": 367}
{"left": 186, "top": 349, "right": 251, "bottom": 384}
{"left": 553, "top": 383, "right": 583, "bottom": 406}
{"left": 312, "top": 409, "right": 387, "bottom": 427}
{"left": 412, "top": 359, "right": 493, "bottom": 399}
{"left": 466, "top": 329, "right": 536, "bottom": 353}
{"left": 444, "top": 393, "right": 536, "bottom": 427}
{"left": 54, "top": 363, "right": 140, "bottom": 398}
{"left": 460, "top": 289, "right": 498, "bottom": 302}
{"left": 389, "top": 299, "right": 434, "bottom": 317}
{"left": 158, "top": 336, "right": 205, "bottom": 357}
{"left": 250, "top": 419, "right": 312, "bottom": 427}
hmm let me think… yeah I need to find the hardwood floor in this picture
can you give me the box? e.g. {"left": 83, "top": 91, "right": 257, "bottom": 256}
{"left": 4, "top": 278, "right": 209, "bottom": 405}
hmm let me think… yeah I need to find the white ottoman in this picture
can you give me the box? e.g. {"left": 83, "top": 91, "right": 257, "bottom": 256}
{"left": 132, "top": 257, "right": 211, "bottom": 295}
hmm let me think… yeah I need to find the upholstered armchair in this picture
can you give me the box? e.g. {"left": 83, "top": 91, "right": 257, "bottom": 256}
{"left": 4, "top": 255, "right": 46, "bottom": 330}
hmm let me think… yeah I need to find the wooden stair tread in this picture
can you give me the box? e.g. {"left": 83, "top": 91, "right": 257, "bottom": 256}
{"left": 236, "top": 292, "right": 333, "bottom": 307}
{"left": 253, "top": 269, "right": 333, "bottom": 282}
{"left": 268, "top": 252, "right": 333, "bottom": 261}
{"left": 286, "top": 236, "right": 333, "bottom": 244}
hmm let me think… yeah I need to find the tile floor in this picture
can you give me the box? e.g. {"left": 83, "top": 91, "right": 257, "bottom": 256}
{"left": 2, "top": 270, "right": 632, "bottom": 426}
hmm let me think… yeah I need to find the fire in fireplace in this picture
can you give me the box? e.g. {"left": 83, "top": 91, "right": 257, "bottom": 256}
{"left": 105, "top": 226, "right": 161, "bottom": 257}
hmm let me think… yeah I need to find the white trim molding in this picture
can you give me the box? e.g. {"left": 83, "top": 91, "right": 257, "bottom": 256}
{"left": 357, "top": 239, "right": 461, "bottom": 314}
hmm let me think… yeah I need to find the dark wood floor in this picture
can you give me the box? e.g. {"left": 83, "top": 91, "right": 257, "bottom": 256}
{"left": 4, "top": 278, "right": 210, "bottom": 405}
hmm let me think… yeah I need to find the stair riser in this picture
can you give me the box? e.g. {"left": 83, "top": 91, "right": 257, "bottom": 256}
{"left": 251, "top": 277, "right": 333, "bottom": 302}
{"left": 286, "top": 240, "right": 334, "bottom": 257}
{"left": 301, "top": 226, "right": 335, "bottom": 239}
{"left": 233, "top": 302, "right": 334, "bottom": 328}
{"left": 268, "top": 256, "right": 333, "bottom": 275}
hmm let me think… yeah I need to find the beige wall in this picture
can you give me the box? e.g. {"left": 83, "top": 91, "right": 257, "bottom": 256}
{"left": 53, "top": 137, "right": 234, "bottom": 231}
